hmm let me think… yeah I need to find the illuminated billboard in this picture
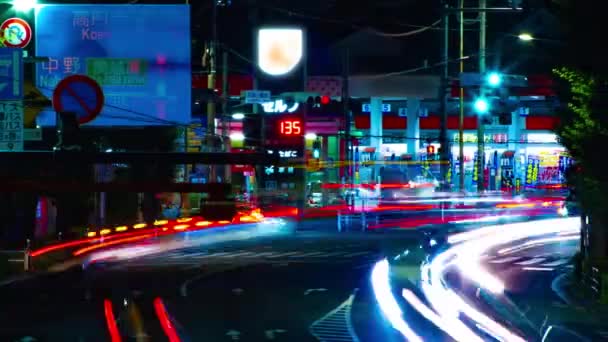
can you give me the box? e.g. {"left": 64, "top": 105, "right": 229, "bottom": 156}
{"left": 35, "top": 4, "right": 191, "bottom": 126}
{"left": 257, "top": 28, "right": 303, "bottom": 77}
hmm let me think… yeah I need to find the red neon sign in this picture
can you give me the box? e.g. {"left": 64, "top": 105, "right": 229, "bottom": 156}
{"left": 278, "top": 119, "right": 302, "bottom": 136}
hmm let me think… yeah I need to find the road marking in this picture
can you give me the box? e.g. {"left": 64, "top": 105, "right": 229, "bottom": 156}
{"left": 515, "top": 257, "right": 546, "bottom": 265}
{"left": 292, "top": 251, "right": 326, "bottom": 257}
{"left": 309, "top": 293, "right": 360, "bottom": 342}
{"left": 488, "top": 256, "right": 521, "bottom": 264}
{"left": 266, "top": 252, "right": 300, "bottom": 258}
{"left": 540, "top": 259, "right": 570, "bottom": 267}
{"left": 343, "top": 251, "right": 373, "bottom": 257}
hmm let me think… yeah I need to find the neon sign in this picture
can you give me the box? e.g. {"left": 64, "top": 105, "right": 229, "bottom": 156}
{"left": 262, "top": 99, "right": 299, "bottom": 113}
{"left": 278, "top": 119, "right": 302, "bottom": 136}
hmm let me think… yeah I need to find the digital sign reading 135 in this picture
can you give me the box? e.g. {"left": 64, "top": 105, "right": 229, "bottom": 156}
{"left": 277, "top": 118, "right": 303, "bottom": 136}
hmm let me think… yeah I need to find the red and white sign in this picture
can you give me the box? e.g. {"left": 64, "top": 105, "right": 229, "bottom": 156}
{"left": 0, "top": 18, "right": 32, "bottom": 48}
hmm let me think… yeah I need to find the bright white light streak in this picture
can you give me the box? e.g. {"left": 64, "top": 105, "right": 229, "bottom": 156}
{"left": 497, "top": 235, "right": 579, "bottom": 255}
{"left": 450, "top": 215, "right": 522, "bottom": 225}
{"left": 457, "top": 257, "right": 505, "bottom": 294}
{"left": 371, "top": 259, "right": 423, "bottom": 342}
{"left": 402, "top": 289, "right": 484, "bottom": 342}
{"left": 420, "top": 218, "right": 580, "bottom": 341}
{"left": 522, "top": 267, "right": 554, "bottom": 271}
{"left": 448, "top": 217, "right": 580, "bottom": 245}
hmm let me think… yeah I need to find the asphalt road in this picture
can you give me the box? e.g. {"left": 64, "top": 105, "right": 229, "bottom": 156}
{"left": 0, "top": 203, "right": 565, "bottom": 342}
{"left": 0, "top": 229, "right": 423, "bottom": 342}
{"left": 480, "top": 237, "right": 608, "bottom": 341}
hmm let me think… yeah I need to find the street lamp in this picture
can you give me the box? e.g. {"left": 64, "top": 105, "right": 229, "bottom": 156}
{"left": 11, "top": 0, "right": 37, "bottom": 12}
{"left": 518, "top": 33, "right": 534, "bottom": 42}
{"left": 474, "top": 98, "right": 490, "bottom": 114}
{"left": 486, "top": 72, "right": 502, "bottom": 87}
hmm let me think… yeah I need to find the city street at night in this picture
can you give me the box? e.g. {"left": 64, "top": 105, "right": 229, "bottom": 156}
{"left": 1, "top": 0, "right": 608, "bottom": 340}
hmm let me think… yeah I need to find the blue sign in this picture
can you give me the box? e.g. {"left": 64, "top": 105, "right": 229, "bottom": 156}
{"left": 0, "top": 48, "right": 23, "bottom": 100}
{"left": 35, "top": 5, "right": 191, "bottom": 126}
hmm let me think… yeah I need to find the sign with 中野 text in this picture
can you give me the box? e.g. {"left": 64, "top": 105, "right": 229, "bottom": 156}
{"left": 35, "top": 5, "right": 191, "bottom": 126}
{"left": 0, "top": 100, "right": 23, "bottom": 151}
{"left": 87, "top": 58, "right": 147, "bottom": 86}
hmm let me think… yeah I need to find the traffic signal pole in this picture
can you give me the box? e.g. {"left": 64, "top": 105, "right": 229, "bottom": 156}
{"left": 477, "top": 0, "right": 487, "bottom": 193}
{"left": 439, "top": 1, "right": 450, "bottom": 190}
{"left": 207, "top": 0, "right": 218, "bottom": 181}
{"left": 458, "top": 0, "right": 465, "bottom": 192}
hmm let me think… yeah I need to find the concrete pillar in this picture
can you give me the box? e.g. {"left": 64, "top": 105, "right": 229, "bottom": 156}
{"left": 407, "top": 98, "right": 421, "bottom": 156}
{"left": 370, "top": 97, "right": 383, "bottom": 184}
{"left": 369, "top": 97, "right": 383, "bottom": 157}
{"left": 508, "top": 111, "right": 523, "bottom": 181}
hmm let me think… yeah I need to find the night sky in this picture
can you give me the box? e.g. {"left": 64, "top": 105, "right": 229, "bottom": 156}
{"left": 43, "top": 0, "right": 564, "bottom": 77}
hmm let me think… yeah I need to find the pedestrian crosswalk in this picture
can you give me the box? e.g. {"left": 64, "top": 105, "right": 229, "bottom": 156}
{"left": 110, "top": 247, "right": 382, "bottom": 269}
{"left": 483, "top": 254, "right": 572, "bottom": 269}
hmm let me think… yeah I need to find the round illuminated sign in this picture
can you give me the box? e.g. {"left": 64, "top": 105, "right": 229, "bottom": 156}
{"left": 0, "top": 18, "right": 32, "bottom": 48}
{"left": 257, "top": 28, "right": 303, "bottom": 76}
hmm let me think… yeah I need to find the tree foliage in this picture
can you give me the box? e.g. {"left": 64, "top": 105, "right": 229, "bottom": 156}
{"left": 551, "top": 1, "right": 608, "bottom": 224}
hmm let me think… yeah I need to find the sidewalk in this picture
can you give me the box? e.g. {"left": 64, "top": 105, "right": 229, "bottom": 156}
{"left": 552, "top": 270, "right": 608, "bottom": 320}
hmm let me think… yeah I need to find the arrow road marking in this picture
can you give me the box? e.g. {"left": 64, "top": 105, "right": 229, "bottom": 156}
{"left": 265, "top": 329, "right": 287, "bottom": 340}
{"left": 226, "top": 329, "right": 241, "bottom": 340}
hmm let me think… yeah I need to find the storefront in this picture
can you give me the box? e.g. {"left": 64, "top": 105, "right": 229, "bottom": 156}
{"left": 440, "top": 130, "right": 568, "bottom": 192}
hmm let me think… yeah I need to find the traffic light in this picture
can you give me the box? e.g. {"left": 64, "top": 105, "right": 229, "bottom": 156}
{"left": 426, "top": 145, "right": 435, "bottom": 155}
{"left": 312, "top": 139, "right": 321, "bottom": 158}
{"left": 498, "top": 113, "right": 512, "bottom": 125}
{"left": 486, "top": 72, "right": 503, "bottom": 88}
{"left": 306, "top": 95, "right": 340, "bottom": 115}
{"left": 474, "top": 98, "right": 490, "bottom": 114}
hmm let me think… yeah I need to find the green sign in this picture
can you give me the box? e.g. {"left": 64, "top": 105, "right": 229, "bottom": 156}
{"left": 86, "top": 58, "right": 147, "bottom": 86}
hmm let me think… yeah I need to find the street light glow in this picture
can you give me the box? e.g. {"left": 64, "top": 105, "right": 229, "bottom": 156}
{"left": 518, "top": 33, "right": 533, "bottom": 41}
{"left": 12, "top": 0, "right": 38, "bottom": 12}
{"left": 229, "top": 132, "right": 245, "bottom": 141}
{"left": 486, "top": 72, "right": 502, "bottom": 87}
{"left": 474, "top": 98, "right": 490, "bottom": 114}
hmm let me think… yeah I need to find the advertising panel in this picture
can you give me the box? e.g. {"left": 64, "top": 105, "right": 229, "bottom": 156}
{"left": 35, "top": 5, "right": 191, "bottom": 126}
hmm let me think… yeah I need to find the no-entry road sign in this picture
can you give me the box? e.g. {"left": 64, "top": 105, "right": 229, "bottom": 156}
{"left": 52, "top": 74, "right": 104, "bottom": 124}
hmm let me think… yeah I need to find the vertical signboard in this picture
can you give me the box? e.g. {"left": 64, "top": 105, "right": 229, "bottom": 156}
{"left": 35, "top": 5, "right": 191, "bottom": 126}
{"left": 0, "top": 100, "right": 24, "bottom": 151}
{"left": 262, "top": 110, "right": 305, "bottom": 206}
{"left": 0, "top": 47, "right": 23, "bottom": 100}
{"left": 525, "top": 156, "right": 540, "bottom": 186}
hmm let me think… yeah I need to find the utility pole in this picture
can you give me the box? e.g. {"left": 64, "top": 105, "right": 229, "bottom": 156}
{"left": 222, "top": 50, "right": 230, "bottom": 182}
{"left": 458, "top": 0, "right": 465, "bottom": 192}
{"left": 342, "top": 50, "right": 350, "bottom": 183}
{"left": 477, "top": 0, "right": 487, "bottom": 193}
{"left": 439, "top": 0, "right": 450, "bottom": 190}
{"left": 207, "top": 0, "right": 218, "bottom": 181}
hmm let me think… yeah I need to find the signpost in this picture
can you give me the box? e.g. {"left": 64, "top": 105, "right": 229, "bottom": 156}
{"left": 0, "top": 47, "right": 23, "bottom": 100}
{"left": 244, "top": 90, "right": 271, "bottom": 104}
{"left": 0, "top": 101, "right": 24, "bottom": 151}
{"left": 52, "top": 75, "right": 104, "bottom": 124}
{"left": 0, "top": 18, "right": 32, "bottom": 49}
